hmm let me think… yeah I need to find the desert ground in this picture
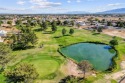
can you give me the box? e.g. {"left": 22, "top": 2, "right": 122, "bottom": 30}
{"left": 103, "top": 29, "right": 125, "bottom": 38}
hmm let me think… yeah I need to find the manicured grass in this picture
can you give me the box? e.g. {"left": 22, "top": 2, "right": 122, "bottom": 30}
{"left": 21, "top": 54, "right": 61, "bottom": 79}
{"left": 0, "top": 74, "right": 6, "bottom": 83}
{"left": 1, "top": 25, "right": 125, "bottom": 83}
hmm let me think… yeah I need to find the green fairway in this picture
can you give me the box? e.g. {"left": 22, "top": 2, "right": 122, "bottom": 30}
{"left": 22, "top": 55, "right": 60, "bottom": 79}
{"left": 0, "top": 74, "right": 6, "bottom": 83}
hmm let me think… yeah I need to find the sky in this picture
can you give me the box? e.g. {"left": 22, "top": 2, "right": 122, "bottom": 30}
{"left": 0, "top": 0, "right": 125, "bottom": 14}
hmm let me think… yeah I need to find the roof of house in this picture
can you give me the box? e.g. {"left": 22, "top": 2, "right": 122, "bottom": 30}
{"left": 0, "top": 30, "right": 7, "bottom": 34}
{"left": 1, "top": 24, "right": 11, "bottom": 27}
{"left": 0, "top": 37, "right": 4, "bottom": 42}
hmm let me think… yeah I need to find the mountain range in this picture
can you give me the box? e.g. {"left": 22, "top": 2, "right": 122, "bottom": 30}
{"left": 65, "top": 11, "right": 90, "bottom": 14}
{"left": 64, "top": 8, "right": 125, "bottom": 14}
{"left": 98, "top": 8, "right": 125, "bottom": 14}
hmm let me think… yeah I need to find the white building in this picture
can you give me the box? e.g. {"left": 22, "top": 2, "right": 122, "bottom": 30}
{"left": 0, "top": 37, "right": 4, "bottom": 42}
{"left": 0, "top": 30, "right": 7, "bottom": 37}
{"left": 76, "top": 21, "right": 86, "bottom": 26}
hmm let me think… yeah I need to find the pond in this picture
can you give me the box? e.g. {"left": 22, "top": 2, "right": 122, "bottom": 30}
{"left": 60, "top": 43, "right": 116, "bottom": 71}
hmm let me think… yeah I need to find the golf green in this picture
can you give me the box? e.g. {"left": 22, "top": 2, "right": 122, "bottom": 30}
{"left": 22, "top": 55, "right": 60, "bottom": 78}
{"left": 60, "top": 43, "right": 116, "bottom": 71}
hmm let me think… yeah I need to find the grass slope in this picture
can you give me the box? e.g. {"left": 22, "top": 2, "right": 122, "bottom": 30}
{"left": 22, "top": 54, "right": 61, "bottom": 79}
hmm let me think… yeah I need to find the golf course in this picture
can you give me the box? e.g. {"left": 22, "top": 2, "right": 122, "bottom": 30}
{"left": 1, "top": 25, "right": 125, "bottom": 83}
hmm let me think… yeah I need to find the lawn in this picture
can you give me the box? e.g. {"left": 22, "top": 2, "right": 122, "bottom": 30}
{"left": 0, "top": 25, "right": 125, "bottom": 83}
{"left": 22, "top": 54, "right": 61, "bottom": 79}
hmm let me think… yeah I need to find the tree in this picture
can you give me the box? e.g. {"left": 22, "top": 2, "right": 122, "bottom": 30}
{"left": 4, "top": 63, "right": 39, "bottom": 83}
{"left": 30, "top": 22, "right": 36, "bottom": 26}
{"left": 107, "top": 21, "right": 112, "bottom": 26}
{"left": 101, "top": 19, "right": 106, "bottom": 23}
{"left": 51, "top": 20, "right": 57, "bottom": 32}
{"left": 59, "top": 75, "right": 80, "bottom": 83}
{"left": 15, "top": 20, "right": 21, "bottom": 25}
{"left": 95, "top": 18, "right": 100, "bottom": 22}
{"left": 62, "top": 28, "right": 66, "bottom": 36}
{"left": 76, "top": 23, "right": 80, "bottom": 28}
{"left": 70, "top": 21, "right": 74, "bottom": 26}
{"left": 7, "top": 21, "right": 12, "bottom": 25}
{"left": 0, "top": 43, "right": 11, "bottom": 68}
{"left": 57, "top": 18, "right": 61, "bottom": 25}
{"left": 78, "top": 60, "right": 92, "bottom": 78}
{"left": 0, "top": 20, "right": 3, "bottom": 26}
{"left": 10, "top": 27, "right": 37, "bottom": 50}
{"left": 116, "top": 21, "right": 124, "bottom": 28}
{"left": 109, "top": 38, "right": 118, "bottom": 46}
{"left": 69, "top": 28, "right": 74, "bottom": 35}
{"left": 97, "top": 27, "right": 102, "bottom": 33}
{"left": 41, "top": 21, "right": 48, "bottom": 31}
{"left": 87, "top": 17, "right": 93, "bottom": 25}
{"left": 29, "top": 32, "right": 38, "bottom": 45}
{"left": 63, "top": 21, "right": 69, "bottom": 26}
{"left": 87, "top": 17, "right": 93, "bottom": 22}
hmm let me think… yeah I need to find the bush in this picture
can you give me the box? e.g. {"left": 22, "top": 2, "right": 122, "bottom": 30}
{"left": 69, "top": 28, "right": 74, "bottom": 35}
{"left": 4, "top": 63, "right": 39, "bottom": 83}
{"left": 62, "top": 28, "right": 66, "bottom": 36}
{"left": 109, "top": 39, "right": 118, "bottom": 46}
{"left": 59, "top": 75, "right": 83, "bottom": 83}
{"left": 43, "top": 73, "right": 57, "bottom": 80}
{"left": 97, "top": 27, "right": 102, "bottom": 33}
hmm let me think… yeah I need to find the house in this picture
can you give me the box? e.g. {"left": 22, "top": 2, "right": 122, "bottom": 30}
{"left": 22, "top": 20, "right": 28, "bottom": 24}
{"left": 0, "top": 36, "right": 4, "bottom": 42}
{"left": 76, "top": 21, "right": 86, "bottom": 26}
{"left": 112, "top": 22, "right": 117, "bottom": 27}
{"left": 0, "top": 30, "right": 7, "bottom": 37}
{"left": 12, "top": 20, "right": 16, "bottom": 26}
{"left": 1, "top": 24, "right": 11, "bottom": 28}
{"left": 1, "top": 20, "right": 7, "bottom": 24}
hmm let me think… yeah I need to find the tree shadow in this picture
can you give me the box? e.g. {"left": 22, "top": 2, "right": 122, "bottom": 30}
{"left": 59, "top": 75, "right": 84, "bottom": 83}
{"left": 64, "top": 34, "right": 70, "bottom": 36}
{"left": 92, "top": 33, "right": 100, "bottom": 35}
{"left": 54, "top": 34, "right": 70, "bottom": 38}
{"left": 33, "top": 28, "right": 42, "bottom": 32}
{"left": 13, "top": 46, "right": 35, "bottom": 51}
{"left": 54, "top": 36, "right": 62, "bottom": 38}
{"left": 42, "top": 31, "right": 54, "bottom": 34}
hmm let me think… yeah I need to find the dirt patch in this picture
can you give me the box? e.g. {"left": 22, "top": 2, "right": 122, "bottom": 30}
{"left": 105, "top": 61, "right": 125, "bottom": 82}
{"left": 60, "top": 59, "right": 92, "bottom": 77}
{"left": 121, "top": 61, "right": 125, "bottom": 70}
{"left": 60, "top": 59, "right": 82, "bottom": 77}
{"left": 103, "top": 29, "right": 125, "bottom": 38}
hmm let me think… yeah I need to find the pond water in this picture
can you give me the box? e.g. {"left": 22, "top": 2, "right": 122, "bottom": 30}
{"left": 60, "top": 43, "right": 116, "bottom": 71}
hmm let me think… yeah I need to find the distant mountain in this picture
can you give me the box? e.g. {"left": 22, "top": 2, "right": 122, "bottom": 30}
{"left": 98, "top": 8, "right": 125, "bottom": 14}
{"left": 65, "top": 11, "right": 90, "bottom": 14}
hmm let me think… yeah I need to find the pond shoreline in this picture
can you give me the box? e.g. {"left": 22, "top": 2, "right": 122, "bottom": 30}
{"left": 58, "top": 41, "right": 118, "bottom": 72}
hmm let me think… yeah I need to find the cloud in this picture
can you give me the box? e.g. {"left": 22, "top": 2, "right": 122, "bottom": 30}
{"left": 0, "top": 7, "right": 7, "bottom": 10}
{"left": 30, "top": 0, "right": 61, "bottom": 9}
{"left": 17, "top": 1, "right": 25, "bottom": 5}
{"left": 107, "top": 3, "right": 124, "bottom": 6}
{"left": 76, "top": 0, "right": 81, "bottom": 3}
{"left": 67, "top": 0, "right": 81, "bottom": 3}
{"left": 0, "top": 0, "right": 62, "bottom": 12}
{"left": 67, "top": 0, "right": 71, "bottom": 3}
{"left": 87, "top": 0, "right": 95, "bottom": 1}
{"left": 53, "top": 8, "right": 68, "bottom": 11}
{"left": 0, "top": 7, "right": 27, "bottom": 11}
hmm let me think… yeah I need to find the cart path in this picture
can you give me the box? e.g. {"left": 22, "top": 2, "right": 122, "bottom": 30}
{"left": 105, "top": 61, "right": 125, "bottom": 82}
